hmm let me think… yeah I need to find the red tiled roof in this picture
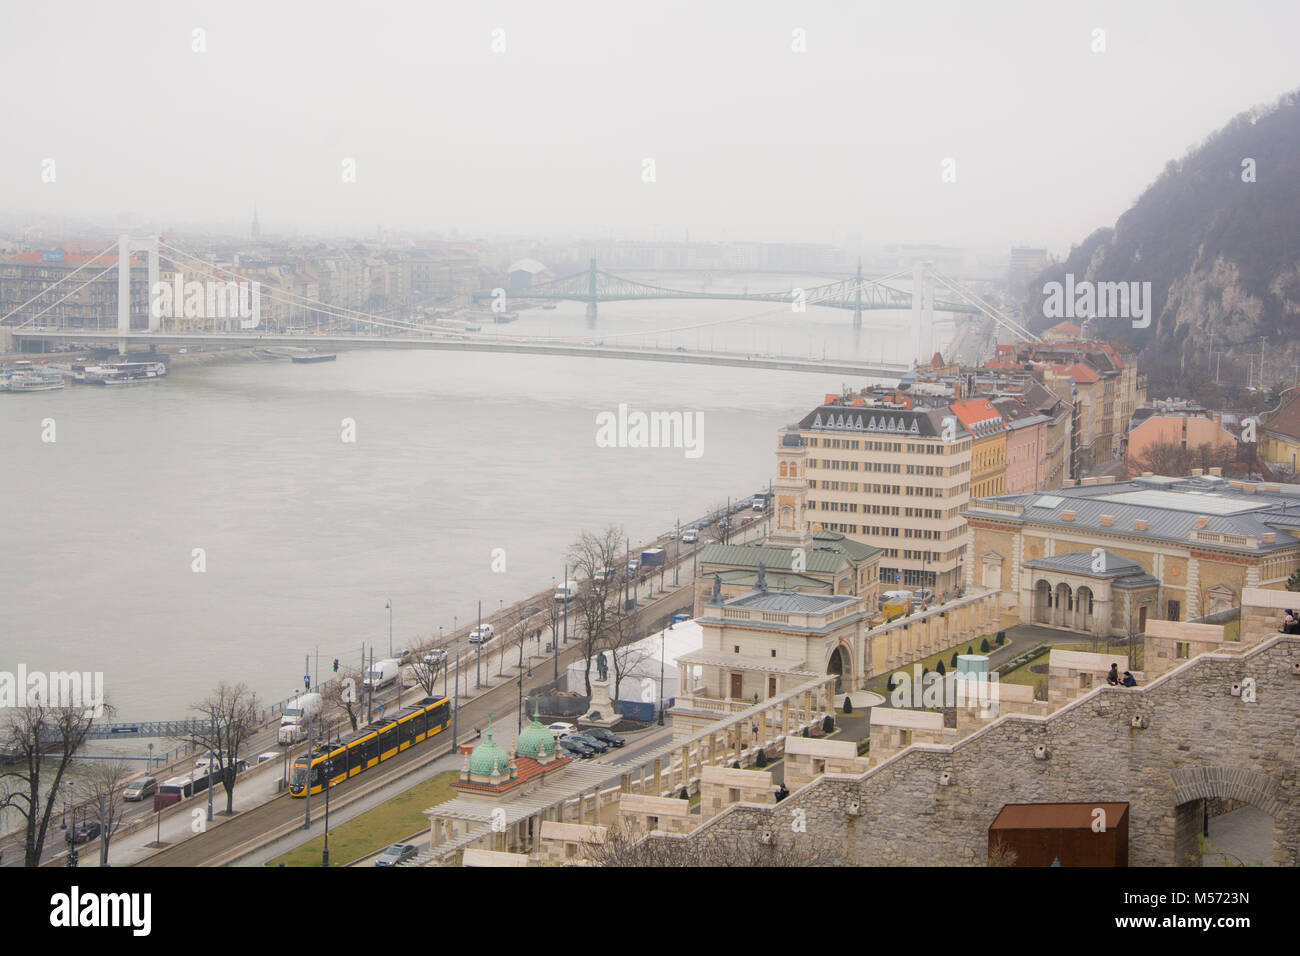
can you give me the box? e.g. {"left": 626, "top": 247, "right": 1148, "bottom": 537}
{"left": 450, "top": 753, "right": 572, "bottom": 793}
{"left": 1263, "top": 392, "right": 1300, "bottom": 442}
{"left": 1046, "top": 321, "right": 1081, "bottom": 335}
{"left": 1049, "top": 362, "right": 1100, "bottom": 384}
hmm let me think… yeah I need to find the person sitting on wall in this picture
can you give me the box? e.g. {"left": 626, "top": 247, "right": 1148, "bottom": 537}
{"left": 1106, "top": 663, "right": 1121, "bottom": 685}
{"left": 775, "top": 783, "right": 790, "bottom": 801}
{"left": 1121, "top": 671, "right": 1137, "bottom": 687}
{"left": 1282, "top": 610, "right": 1300, "bottom": 634}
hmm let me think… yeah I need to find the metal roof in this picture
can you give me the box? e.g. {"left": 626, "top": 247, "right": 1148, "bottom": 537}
{"left": 725, "top": 589, "right": 859, "bottom": 614}
{"left": 1022, "top": 550, "right": 1143, "bottom": 578}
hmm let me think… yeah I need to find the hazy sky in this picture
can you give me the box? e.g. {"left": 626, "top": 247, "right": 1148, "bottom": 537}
{"left": 3, "top": 0, "right": 1298, "bottom": 252}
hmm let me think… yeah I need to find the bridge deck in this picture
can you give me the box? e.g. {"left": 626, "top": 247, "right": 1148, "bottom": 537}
{"left": 12, "top": 331, "right": 910, "bottom": 378}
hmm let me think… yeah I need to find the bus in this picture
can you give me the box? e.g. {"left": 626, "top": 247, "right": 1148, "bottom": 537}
{"left": 153, "top": 760, "right": 250, "bottom": 811}
{"left": 289, "top": 696, "right": 450, "bottom": 798}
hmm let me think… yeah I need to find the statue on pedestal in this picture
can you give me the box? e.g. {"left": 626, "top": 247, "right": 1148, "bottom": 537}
{"left": 596, "top": 651, "right": 608, "bottom": 683}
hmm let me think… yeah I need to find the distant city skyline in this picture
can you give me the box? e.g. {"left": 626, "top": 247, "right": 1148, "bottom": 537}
{"left": 3, "top": 2, "right": 1299, "bottom": 256}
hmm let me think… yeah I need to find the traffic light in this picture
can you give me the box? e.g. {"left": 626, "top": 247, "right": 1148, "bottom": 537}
{"left": 332, "top": 659, "right": 339, "bottom": 673}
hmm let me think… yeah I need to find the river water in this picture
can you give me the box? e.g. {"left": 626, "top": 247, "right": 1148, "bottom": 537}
{"left": 1, "top": 281, "right": 953, "bottom": 724}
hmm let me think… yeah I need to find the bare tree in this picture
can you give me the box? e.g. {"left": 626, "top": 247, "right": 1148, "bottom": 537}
{"left": 188, "top": 682, "right": 259, "bottom": 815}
{"left": 603, "top": 601, "right": 649, "bottom": 704}
{"left": 589, "top": 817, "right": 852, "bottom": 867}
{"left": 321, "top": 666, "right": 365, "bottom": 731}
{"left": 407, "top": 641, "right": 447, "bottom": 700}
{"left": 0, "top": 700, "right": 104, "bottom": 867}
{"left": 567, "top": 525, "right": 626, "bottom": 698}
{"left": 84, "top": 759, "right": 132, "bottom": 865}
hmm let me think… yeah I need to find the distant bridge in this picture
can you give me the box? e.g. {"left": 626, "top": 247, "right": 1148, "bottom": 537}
{"left": 11, "top": 329, "right": 912, "bottom": 379}
{"left": 476, "top": 258, "right": 980, "bottom": 322}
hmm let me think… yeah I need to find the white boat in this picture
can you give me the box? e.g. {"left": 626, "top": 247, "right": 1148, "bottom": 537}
{"left": 2, "top": 369, "right": 65, "bottom": 392}
{"left": 84, "top": 361, "right": 167, "bottom": 385}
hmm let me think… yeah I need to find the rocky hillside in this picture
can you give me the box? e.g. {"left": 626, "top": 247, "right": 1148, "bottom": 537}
{"left": 1024, "top": 89, "right": 1300, "bottom": 395}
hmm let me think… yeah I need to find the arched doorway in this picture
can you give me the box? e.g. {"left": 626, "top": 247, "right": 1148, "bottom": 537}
{"left": 1075, "top": 586, "right": 1095, "bottom": 633}
{"left": 1033, "top": 580, "right": 1052, "bottom": 624}
{"left": 826, "top": 644, "right": 851, "bottom": 693}
{"left": 1170, "top": 766, "right": 1285, "bottom": 866}
{"left": 1053, "top": 582, "right": 1073, "bottom": 627}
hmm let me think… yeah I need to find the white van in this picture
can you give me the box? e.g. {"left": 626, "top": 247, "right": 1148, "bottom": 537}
{"left": 554, "top": 581, "right": 578, "bottom": 603}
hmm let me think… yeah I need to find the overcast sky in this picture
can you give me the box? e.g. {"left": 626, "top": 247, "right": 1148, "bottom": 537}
{"left": 2, "top": 0, "right": 1298, "bottom": 252}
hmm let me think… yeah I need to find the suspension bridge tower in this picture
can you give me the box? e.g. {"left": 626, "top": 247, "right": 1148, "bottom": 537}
{"left": 118, "top": 235, "right": 160, "bottom": 355}
{"left": 853, "top": 258, "right": 863, "bottom": 329}
{"left": 911, "top": 261, "right": 936, "bottom": 364}
{"left": 585, "top": 257, "right": 598, "bottom": 327}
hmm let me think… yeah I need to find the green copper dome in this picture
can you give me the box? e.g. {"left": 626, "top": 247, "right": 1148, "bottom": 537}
{"left": 467, "top": 722, "right": 512, "bottom": 778}
{"left": 515, "top": 706, "right": 556, "bottom": 759}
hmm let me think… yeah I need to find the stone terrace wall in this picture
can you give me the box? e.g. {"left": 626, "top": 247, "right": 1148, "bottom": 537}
{"left": 674, "top": 636, "right": 1300, "bottom": 866}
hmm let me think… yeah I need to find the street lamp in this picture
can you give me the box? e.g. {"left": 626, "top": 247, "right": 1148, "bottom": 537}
{"left": 657, "top": 625, "right": 666, "bottom": 726}
{"left": 386, "top": 599, "right": 392, "bottom": 658}
{"left": 322, "top": 755, "right": 334, "bottom": 867}
{"left": 518, "top": 666, "right": 534, "bottom": 734}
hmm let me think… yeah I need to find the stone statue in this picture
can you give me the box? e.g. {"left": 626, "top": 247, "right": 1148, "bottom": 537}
{"left": 711, "top": 572, "right": 723, "bottom": 603}
{"left": 596, "top": 652, "right": 608, "bottom": 682}
{"left": 757, "top": 560, "right": 768, "bottom": 592}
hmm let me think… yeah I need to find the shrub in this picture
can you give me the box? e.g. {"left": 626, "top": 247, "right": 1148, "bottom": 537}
{"left": 679, "top": 788, "right": 689, "bottom": 801}
{"left": 733, "top": 761, "right": 741, "bottom": 769}
{"left": 822, "top": 715, "right": 835, "bottom": 734}
{"left": 755, "top": 748, "right": 768, "bottom": 768}
{"left": 996, "top": 631, "right": 1006, "bottom": 644}
{"left": 842, "top": 696, "right": 853, "bottom": 714}
{"left": 935, "top": 660, "right": 946, "bottom": 676}
{"left": 802, "top": 728, "right": 810, "bottom": 738}
{"left": 966, "top": 645, "right": 973, "bottom": 655}
{"left": 950, "top": 652, "right": 959, "bottom": 667}
{"left": 980, "top": 637, "right": 990, "bottom": 653}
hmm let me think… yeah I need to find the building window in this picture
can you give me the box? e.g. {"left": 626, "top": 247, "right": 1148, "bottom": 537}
{"left": 770, "top": 649, "right": 776, "bottom": 657}
{"left": 734, "top": 645, "right": 740, "bottom": 653}
{"left": 1176, "top": 642, "right": 1190, "bottom": 659}
{"left": 1167, "top": 600, "right": 1180, "bottom": 621}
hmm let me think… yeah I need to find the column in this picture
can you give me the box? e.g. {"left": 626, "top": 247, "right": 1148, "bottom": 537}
{"left": 652, "top": 757, "right": 662, "bottom": 795}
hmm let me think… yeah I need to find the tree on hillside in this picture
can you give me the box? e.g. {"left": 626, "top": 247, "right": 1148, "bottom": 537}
{"left": 589, "top": 817, "right": 853, "bottom": 867}
{"left": 0, "top": 698, "right": 105, "bottom": 866}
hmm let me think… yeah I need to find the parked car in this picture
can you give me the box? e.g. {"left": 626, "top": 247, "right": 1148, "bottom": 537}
{"left": 567, "top": 733, "right": 610, "bottom": 754}
{"left": 68, "top": 821, "right": 101, "bottom": 845}
{"left": 582, "top": 728, "right": 625, "bottom": 748}
{"left": 911, "top": 588, "right": 935, "bottom": 610}
{"left": 375, "top": 843, "right": 419, "bottom": 866}
{"left": 123, "top": 777, "right": 157, "bottom": 801}
{"left": 557, "top": 737, "right": 596, "bottom": 759}
{"left": 393, "top": 648, "right": 414, "bottom": 665}
{"left": 469, "top": 624, "right": 494, "bottom": 644}
{"left": 547, "top": 722, "right": 577, "bottom": 739}
{"left": 423, "top": 648, "right": 448, "bottom": 666}
{"left": 681, "top": 528, "right": 699, "bottom": 544}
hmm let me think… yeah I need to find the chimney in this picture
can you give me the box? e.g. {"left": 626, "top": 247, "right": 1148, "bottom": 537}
{"left": 1265, "top": 484, "right": 1281, "bottom": 493}
{"left": 1062, "top": 479, "right": 1076, "bottom": 487}
{"left": 1262, "top": 532, "right": 1277, "bottom": 544}
{"left": 1081, "top": 477, "right": 1098, "bottom": 486}
{"left": 1209, "top": 467, "right": 1222, "bottom": 476}
{"left": 1191, "top": 468, "right": 1203, "bottom": 476}
{"left": 1133, "top": 519, "right": 1148, "bottom": 531}
{"left": 1196, "top": 516, "right": 1207, "bottom": 528}
{"left": 1142, "top": 471, "right": 1154, "bottom": 478}
{"left": 1243, "top": 483, "right": 1257, "bottom": 493}
{"left": 1100, "top": 514, "right": 1114, "bottom": 526}
{"left": 1062, "top": 510, "right": 1076, "bottom": 521}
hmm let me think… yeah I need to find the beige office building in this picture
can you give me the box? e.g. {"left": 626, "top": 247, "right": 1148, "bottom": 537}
{"left": 781, "top": 402, "right": 973, "bottom": 595}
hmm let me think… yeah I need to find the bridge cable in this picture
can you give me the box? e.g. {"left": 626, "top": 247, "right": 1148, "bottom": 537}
{"left": 0, "top": 241, "right": 119, "bottom": 325}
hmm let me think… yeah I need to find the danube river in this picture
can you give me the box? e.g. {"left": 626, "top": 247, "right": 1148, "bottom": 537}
{"left": 1, "top": 288, "right": 954, "bottom": 722}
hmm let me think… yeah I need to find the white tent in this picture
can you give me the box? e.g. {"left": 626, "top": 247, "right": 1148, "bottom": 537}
{"left": 565, "top": 619, "right": 703, "bottom": 709}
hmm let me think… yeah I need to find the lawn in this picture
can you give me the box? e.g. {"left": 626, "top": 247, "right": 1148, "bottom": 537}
{"left": 267, "top": 770, "right": 458, "bottom": 867}
{"left": 864, "top": 636, "right": 1000, "bottom": 694}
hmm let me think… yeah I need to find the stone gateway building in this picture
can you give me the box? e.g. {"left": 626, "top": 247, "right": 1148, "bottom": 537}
{"left": 966, "top": 473, "right": 1300, "bottom": 637}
